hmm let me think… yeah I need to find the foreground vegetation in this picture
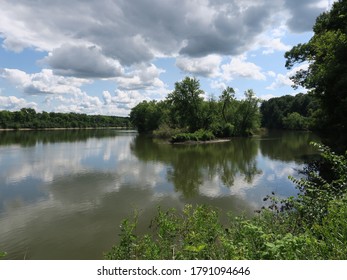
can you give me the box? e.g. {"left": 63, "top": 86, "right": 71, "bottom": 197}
{"left": 0, "top": 108, "right": 130, "bottom": 129}
{"left": 106, "top": 143, "right": 347, "bottom": 259}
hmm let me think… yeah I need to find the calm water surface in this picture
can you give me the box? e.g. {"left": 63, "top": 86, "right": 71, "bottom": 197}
{"left": 0, "top": 129, "right": 320, "bottom": 259}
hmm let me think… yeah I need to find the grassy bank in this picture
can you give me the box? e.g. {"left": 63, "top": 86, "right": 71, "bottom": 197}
{"left": 105, "top": 143, "right": 347, "bottom": 260}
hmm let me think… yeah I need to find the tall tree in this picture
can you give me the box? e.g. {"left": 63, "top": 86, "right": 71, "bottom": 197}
{"left": 167, "top": 77, "right": 204, "bottom": 132}
{"left": 219, "top": 86, "right": 235, "bottom": 123}
{"left": 129, "top": 100, "right": 162, "bottom": 133}
{"left": 285, "top": 0, "right": 347, "bottom": 131}
{"left": 236, "top": 90, "right": 260, "bottom": 135}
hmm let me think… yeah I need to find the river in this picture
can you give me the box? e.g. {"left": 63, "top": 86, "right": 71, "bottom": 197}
{"left": 0, "top": 129, "right": 320, "bottom": 259}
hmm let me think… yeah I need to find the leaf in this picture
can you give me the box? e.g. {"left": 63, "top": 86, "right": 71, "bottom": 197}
{"left": 184, "top": 244, "right": 206, "bottom": 252}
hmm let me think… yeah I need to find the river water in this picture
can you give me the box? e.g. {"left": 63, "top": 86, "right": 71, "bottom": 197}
{"left": 0, "top": 129, "right": 320, "bottom": 259}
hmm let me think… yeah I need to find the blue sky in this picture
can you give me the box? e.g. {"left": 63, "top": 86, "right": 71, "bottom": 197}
{"left": 0, "top": 0, "right": 334, "bottom": 116}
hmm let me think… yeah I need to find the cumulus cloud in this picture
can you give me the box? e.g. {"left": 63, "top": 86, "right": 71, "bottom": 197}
{"left": 1, "top": 68, "right": 89, "bottom": 95}
{"left": 115, "top": 63, "right": 166, "bottom": 91}
{"left": 0, "top": 0, "right": 326, "bottom": 64}
{"left": 257, "top": 36, "right": 291, "bottom": 55}
{"left": 221, "top": 55, "right": 266, "bottom": 81}
{"left": 266, "top": 63, "right": 309, "bottom": 90}
{"left": 0, "top": 95, "right": 37, "bottom": 111}
{"left": 42, "top": 89, "right": 145, "bottom": 117}
{"left": 45, "top": 91, "right": 103, "bottom": 115}
{"left": 284, "top": 0, "right": 331, "bottom": 32}
{"left": 0, "top": 67, "right": 158, "bottom": 116}
{"left": 258, "top": 93, "right": 278, "bottom": 101}
{"left": 44, "top": 44, "right": 124, "bottom": 78}
{"left": 176, "top": 55, "right": 222, "bottom": 78}
{"left": 210, "top": 80, "right": 228, "bottom": 91}
{"left": 101, "top": 89, "right": 150, "bottom": 115}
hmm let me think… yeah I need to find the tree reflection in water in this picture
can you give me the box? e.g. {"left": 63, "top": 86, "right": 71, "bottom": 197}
{"left": 130, "top": 135, "right": 262, "bottom": 197}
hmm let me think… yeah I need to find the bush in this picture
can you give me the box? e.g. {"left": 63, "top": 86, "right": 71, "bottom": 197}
{"left": 105, "top": 199, "right": 347, "bottom": 260}
{"left": 153, "top": 123, "right": 185, "bottom": 139}
{"left": 223, "top": 123, "right": 235, "bottom": 137}
{"left": 171, "top": 130, "right": 215, "bottom": 143}
{"left": 171, "top": 133, "right": 191, "bottom": 143}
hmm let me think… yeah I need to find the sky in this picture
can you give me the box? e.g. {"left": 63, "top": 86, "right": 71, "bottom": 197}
{"left": 0, "top": 0, "right": 335, "bottom": 117}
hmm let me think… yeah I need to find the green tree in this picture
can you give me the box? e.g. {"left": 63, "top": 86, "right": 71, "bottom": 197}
{"left": 236, "top": 90, "right": 260, "bottom": 135}
{"left": 260, "top": 96, "right": 291, "bottom": 129}
{"left": 260, "top": 93, "right": 321, "bottom": 130}
{"left": 167, "top": 77, "right": 204, "bottom": 132}
{"left": 285, "top": 0, "right": 347, "bottom": 132}
{"left": 282, "top": 112, "right": 309, "bottom": 130}
{"left": 129, "top": 100, "right": 162, "bottom": 133}
{"left": 219, "top": 86, "right": 235, "bottom": 123}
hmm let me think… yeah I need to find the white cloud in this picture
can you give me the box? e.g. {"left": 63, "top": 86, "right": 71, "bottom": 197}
{"left": 45, "top": 91, "right": 103, "bottom": 114}
{"left": 1, "top": 68, "right": 89, "bottom": 95}
{"left": 103, "top": 89, "right": 145, "bottom": 107}
{"left": 210, "top": 80, "right": 228, "bottom": 91}
{"left": 267, "top": 71, "right": 276, "bottom": 77}
{"left": 266, "top": 63, "right": 309, "bottom": 90}
{"left": 259, "top": 37, "right": 291, "bottom": 55}
{"left": 0, "top": 0, "right": 324, "bottom": 65}
{"left": 221, "top": 55, "right": 266, "bottom": 81}
{"left": 100, "top": 89, "right": 152, "bottom": 116}
{"left": 115, "top": 63, "right": 167, "bottom": 93}
{"left": 176, "top": 55, "right": 222, "bottom": 78}
{"left": 258, "top": 93, "right": 278, "bottom": 101}
{"left": 44, "top": 44, "right": 124, "bottom": 78}
{"left": 0, "top": 95, "right": 37, "bottom": 111}
{"left": 0, "top": 67, "right": 165, "bottom": 116}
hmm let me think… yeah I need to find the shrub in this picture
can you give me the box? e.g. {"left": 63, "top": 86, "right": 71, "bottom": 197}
{"left": 171, "top": 130, "right": 215, "bottom": 143}
{"left": 223, "top": 123, "right": 235, "bottom": 137}
{"left": 153, "top": 123, "right": 185, "bottom": 139}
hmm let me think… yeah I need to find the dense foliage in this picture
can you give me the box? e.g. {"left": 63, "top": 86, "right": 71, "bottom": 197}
{"left": 130, "top": 77, "right": 261, "bottom": 139}
{"left": 260, "top": 93, "right": 322, "bottom": 130}
{"left": 0, "top": 108, "right": 130, "bottom": 129}
{"left": 105, "top": 143, "right": 347, "bottom": 259}
{"left": 285, "top": 0, "right": 347, "bottom": 133}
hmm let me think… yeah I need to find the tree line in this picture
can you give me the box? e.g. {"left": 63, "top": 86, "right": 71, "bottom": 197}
{"left": 130, "top": 76, "right": 325, "bottom": 140}
{"left": 0, "top": 108, "right": 130, "bottom": 129}
{"left": 260, "top": 93, "right": 322, "bottom": 130}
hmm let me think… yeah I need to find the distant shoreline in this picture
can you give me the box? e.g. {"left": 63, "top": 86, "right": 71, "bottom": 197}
{"left": 0, "top": 127, "right": 133, "bottom": 131}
